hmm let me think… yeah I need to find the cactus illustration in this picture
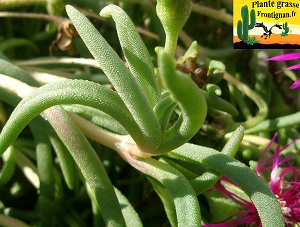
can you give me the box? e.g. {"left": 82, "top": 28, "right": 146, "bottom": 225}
{"left": 237, "top": 5, "right": 256, "bottom": 43}
{"left": 281, "top": 22, "right": 289, "bottom": 36}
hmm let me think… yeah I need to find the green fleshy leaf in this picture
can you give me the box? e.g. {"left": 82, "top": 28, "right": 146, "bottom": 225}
{"left": 156, "top": 0, "right": 192, "bottom": 55}
{"left": 156, "top": 48, "right": 207, "bottom": 152}
{"left": 100, "top": 5, "right": 161, "bottom": 107}
{"left": 66, "top": 5, "right": 162, "bottom": 153}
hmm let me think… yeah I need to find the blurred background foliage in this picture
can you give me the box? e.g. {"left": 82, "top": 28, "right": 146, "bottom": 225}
{"left": 0, "top": 0, "right": 300, "bottom": 226}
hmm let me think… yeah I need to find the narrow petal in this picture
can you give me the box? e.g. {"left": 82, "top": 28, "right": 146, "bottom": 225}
{"left": 256, "top": 133, "right": 278, "bottom": 176}
{"left": 290, "top": 78, "right": 300, "bottom": 89}
{"left": 266, "top": 53, "right": 300, "bottom": 61}
{"left": 275, "top": 64, "right": 300, "bottom": 74}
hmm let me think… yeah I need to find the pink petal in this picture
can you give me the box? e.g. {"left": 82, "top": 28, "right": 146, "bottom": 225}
{"left": 256, "top": 133, "right": 278, "bottom": 176}
{"left": 290, "top": 78, "right": 300, "bottom": 89}
{"left": 266, "top": 53, "right": 300, "bottom": 61}
{"left": 275, "top": 64, "right": 300, "bottom": 74}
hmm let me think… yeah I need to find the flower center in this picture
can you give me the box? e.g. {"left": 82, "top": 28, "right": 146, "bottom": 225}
{"left": 278, "top": 197, "right": 292, "bottom": 218}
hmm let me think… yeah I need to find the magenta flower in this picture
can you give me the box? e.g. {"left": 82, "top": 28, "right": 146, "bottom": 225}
{"left": 290, "top": 79, "right": 300, "bottom": 90}
{"left": 204, "top": 133, "right": 300, "bottom": 227}
{"left": 267, "top": 52, "right": 300, "bottom": 89}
